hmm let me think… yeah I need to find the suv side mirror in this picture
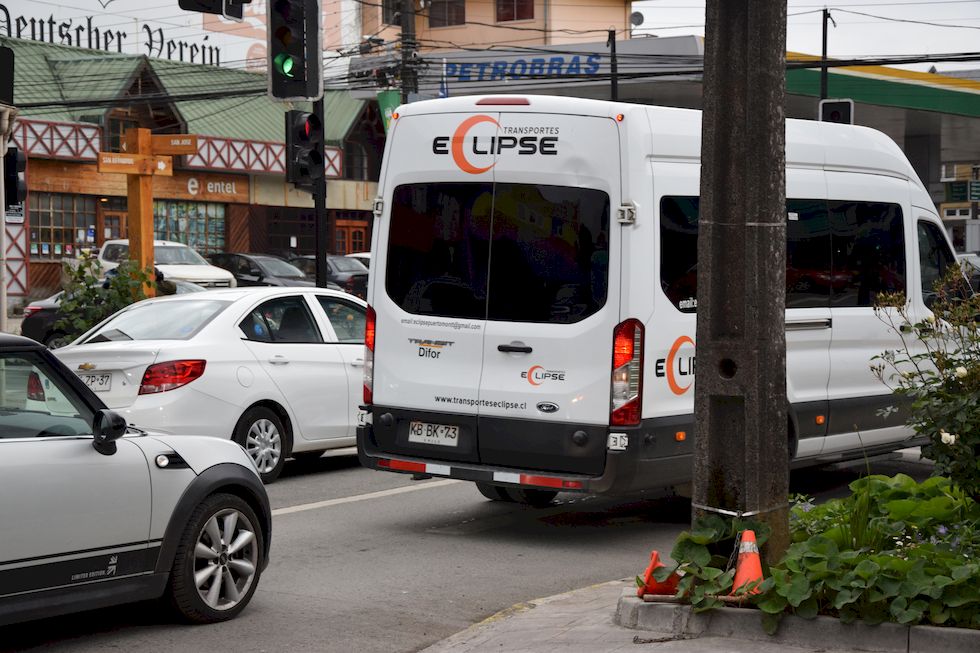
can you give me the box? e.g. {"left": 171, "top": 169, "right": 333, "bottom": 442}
{"left": 92, "top": 409, "right": 128, "bottom": 456}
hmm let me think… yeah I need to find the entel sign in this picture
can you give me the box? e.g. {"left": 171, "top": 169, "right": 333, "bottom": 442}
{"left": 187, "top": 178, "right": 238, "bottom": 196}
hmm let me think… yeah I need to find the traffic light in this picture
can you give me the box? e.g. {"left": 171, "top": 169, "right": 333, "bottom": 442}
{"left": 267, "top": 0, "right": 322, "bottom": 100}
{"left": 0, "top": 46, "right": 12, "bottom": 106}
{"left": 285, "top": 110, "right": 324, "bottom": 189}
{"left": 3, "top": 147, "right": 27, "bottom": 210}
{"left": 819, "top": 98, "right": 854, "bottom": 124}
{"left": 177, "top": 0, "right": 245, "bottom": 21}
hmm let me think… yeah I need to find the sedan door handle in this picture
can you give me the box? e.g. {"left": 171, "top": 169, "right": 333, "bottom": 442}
{"left": 498, "top": 343, "right": 532, "bottom": 354}
{"left": 269, "top": 355, "right": 290, "bottom": 365}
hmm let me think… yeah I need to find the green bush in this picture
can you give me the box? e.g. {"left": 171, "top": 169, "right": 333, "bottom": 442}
{"left": 54, "top": 253, "right": 155, "bottom": 342}
{"left": 872, "top": 267, "right": 980, "bottom": 500}
{"left": 757, "top": 474, "right": 980, "bottom": 632}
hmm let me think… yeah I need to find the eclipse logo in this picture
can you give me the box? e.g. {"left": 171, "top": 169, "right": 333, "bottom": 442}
{"left": 431, "top": 114, "right": 559, "bottom": 175}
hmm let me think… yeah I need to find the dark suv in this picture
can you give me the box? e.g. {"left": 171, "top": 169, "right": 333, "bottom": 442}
{"left": 288, "top": 254, "right": 368, "bottom": 298}
{"left": 209, "top": 253, "right": 314, "bottom": 287}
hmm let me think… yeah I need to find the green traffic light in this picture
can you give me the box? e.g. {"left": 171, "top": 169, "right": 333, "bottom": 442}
{"left": 274, "top": 52, "right": 296, "bottom": 79}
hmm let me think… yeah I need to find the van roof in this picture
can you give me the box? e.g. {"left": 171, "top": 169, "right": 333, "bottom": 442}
{"left": 395, "top": 95, "right": 924, "bottom": 193}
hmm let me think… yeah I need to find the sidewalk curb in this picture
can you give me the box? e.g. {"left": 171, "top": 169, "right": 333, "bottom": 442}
{"left": 616, "top": 589, "right": 980, "bottom": 653}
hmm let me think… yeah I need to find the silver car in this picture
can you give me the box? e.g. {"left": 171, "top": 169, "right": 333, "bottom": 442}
{"left": 0, "top": 334, "right": 271, "bottom": 626}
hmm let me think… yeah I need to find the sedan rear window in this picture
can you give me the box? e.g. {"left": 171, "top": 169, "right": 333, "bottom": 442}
{"left": 81, "top": 299, "right": 229, "bottom": 343}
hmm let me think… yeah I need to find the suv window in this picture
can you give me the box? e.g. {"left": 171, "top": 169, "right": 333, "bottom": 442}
{"left": 101, "top": 243, "right": 128, "bottom": 263}
{"left": 386, "top": 182, "right": 610, "bottom": 323}
{"left": 240, "top": 296, "right": 323, "bottom": 344}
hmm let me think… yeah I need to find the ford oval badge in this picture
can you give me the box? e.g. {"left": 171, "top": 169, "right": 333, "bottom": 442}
{"left": 537, "top": 402, "right": 559, "bottom": 413}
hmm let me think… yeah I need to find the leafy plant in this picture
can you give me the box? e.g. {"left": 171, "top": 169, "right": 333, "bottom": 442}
{"left": 649, "top": 514, "right": 771, "bottom": 612}
{"left": 54, "top": 253, "right": 155, "bottom": 342}
{"left": 757, "top": 474, "right": 980, "bottom": 633}
{"left": 872, "top": 266, "right": 980, "bottom": 500}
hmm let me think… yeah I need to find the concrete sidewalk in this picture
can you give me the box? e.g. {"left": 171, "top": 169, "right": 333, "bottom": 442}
{"left": 420, "top": 580, "right": 827, "bottom": 653}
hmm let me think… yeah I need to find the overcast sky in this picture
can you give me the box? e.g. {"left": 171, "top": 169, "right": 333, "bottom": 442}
{"left": 632, "top": 0, "right": 980, "bottom": 73}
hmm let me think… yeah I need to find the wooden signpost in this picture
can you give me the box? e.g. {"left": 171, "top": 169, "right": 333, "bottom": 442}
{"left": 97, "top": 130, "right": 197, "bottom": 296}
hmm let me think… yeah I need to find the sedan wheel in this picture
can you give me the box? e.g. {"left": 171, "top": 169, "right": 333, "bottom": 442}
{"left": 234, "top": 406, "right": 291, "bottom": 483}
{"left": 168, "top": 493, "right": 263, "bottom": 623}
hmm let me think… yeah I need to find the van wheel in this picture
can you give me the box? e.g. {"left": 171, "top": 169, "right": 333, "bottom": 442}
{"left": 233, "top": 406, "right": 291, "bottom": 484}
{"left": 504, "top": 488, "right": 558, "bottom": 507}
{"left": 476, "top": 482, "right": 513, "bottom": 502}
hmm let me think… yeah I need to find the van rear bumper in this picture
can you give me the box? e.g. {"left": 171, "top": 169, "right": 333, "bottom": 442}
{"left": 357, "top": 413, "right": 696, "bottom": 495}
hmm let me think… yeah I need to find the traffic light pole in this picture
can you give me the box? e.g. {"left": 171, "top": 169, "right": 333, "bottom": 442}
{"left": 313, "top": 96, "right": 329, "bottom": 288}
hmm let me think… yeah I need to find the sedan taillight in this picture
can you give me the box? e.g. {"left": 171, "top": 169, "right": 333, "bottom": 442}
{"left": 27, "top": 371, "right": 45, "bottom": 401}
{"left": 139, "top": 360, "right": 206, "bottom": 395}
{"left": 23, "top": 305, "right": 42, "bottom": 318}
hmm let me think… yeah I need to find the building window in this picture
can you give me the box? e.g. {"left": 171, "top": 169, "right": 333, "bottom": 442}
{"left": 351, "top": 228, "right": 366, "bottom": 253}
{"left": 268, "top": 208, "right": 316, "bottom": 255}
{"left": 344, "top": 142, "right": 370, "bottom": 181}
{"left": 382, "top": 0, "right": 399, "bottom": 25}
{"left": 429, "top": 0, "right": 465, "bottom": 27}
{"left": 29, "top": 193, "right": 97, "bottom": 259}
{"left": 152, "top": 200, "right": 226, "bottom": 255}
{"left": 496, "top": 0, "right": 533, "bottom": 22}
{"left": 105, "top": 116, "right": 138, "bottom": 153}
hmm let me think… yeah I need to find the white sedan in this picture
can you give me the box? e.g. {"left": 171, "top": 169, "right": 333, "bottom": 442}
{"left": 55, "top": 287, "right": 367, "bottom": 483}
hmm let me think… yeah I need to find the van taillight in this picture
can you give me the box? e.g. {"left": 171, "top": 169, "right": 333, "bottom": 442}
{"left": 139, "top": 360, "right": 206, "bottom": 395}
{"left": 364, "top": 305, "right": 376, "bottom": 404}
{"left": 610, "top": 319, "right": 643, "bottom": 426}
{"left": 27, "top": 372, "right": 45, "bottom": 402}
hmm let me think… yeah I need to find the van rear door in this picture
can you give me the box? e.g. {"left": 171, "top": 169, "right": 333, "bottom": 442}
{"left": 370, "top": 112, "right": 499, "bottom": 463}
{"left": 477, "top": 113, "right": 622, "bottom": 475}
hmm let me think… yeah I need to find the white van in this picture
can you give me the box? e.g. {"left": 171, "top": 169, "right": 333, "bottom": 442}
{"left": 357, "top": 95, "right": 955, "bottom": 505}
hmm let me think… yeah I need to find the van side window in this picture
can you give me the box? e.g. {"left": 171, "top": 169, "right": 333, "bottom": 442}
{"left": 917, "top": 221, "right": 957, "bottom": 308}
{"left": 660, "top": 196, "right": 700, "bottom": 313}
{"left": 786, "top": 200, "right": 832, "bottom": 308}
{"left": 829, "top": 201, "right": 905, "bottom": 307}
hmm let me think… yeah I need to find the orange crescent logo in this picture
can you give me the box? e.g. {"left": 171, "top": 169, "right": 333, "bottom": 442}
{"left": 452, "top": 115, "right": 499, "bottom": 174}
{"left": 666, "top": 336, "right": 695, "bottom": 395}
{"left": 526, "top": 365, "right": 543, "bottom": 386}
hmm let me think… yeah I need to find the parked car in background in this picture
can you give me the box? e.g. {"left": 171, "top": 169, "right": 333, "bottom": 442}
{"left": 346, "top": 252, "right": 371, "bottom": 269}
{"left": 209, "top": 253, "right": 315, "bottom": 287}
{"left": 288, "top": 254, "right": 368, "bottom": 298}
{"left": 0, "top": 334, "right": 271, "bottom": 627}
{"left": 99, "top": 239, "right": 236, "bottom": 288}
{"left": 956, "top": 252, "right": 980, "bottom": 291}
{"left": 54, "top": 287, "right": 368, "bottom": 483}
{"left": 21, "top": 280, "right": 206, "bottom": 349}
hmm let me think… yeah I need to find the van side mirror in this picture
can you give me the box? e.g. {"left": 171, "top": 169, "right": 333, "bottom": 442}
{"left": 92, "top": 409, "right": 128, "bottom": 456}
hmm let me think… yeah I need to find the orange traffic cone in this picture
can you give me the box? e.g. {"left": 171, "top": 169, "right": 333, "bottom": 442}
{"left": 636, "top": 550, "right": 680, "bottom": 597}
{"left": 731, "top": 530, "right": 764, "bottom": 595}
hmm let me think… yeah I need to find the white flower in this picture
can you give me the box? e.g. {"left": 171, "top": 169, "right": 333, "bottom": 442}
{"left": 925, "top": 314, "right": 936, "bottom": 325}
{"left": 940, "top": 431, "right": 957, "bottom": 446}
{"left": 955, "top": 367, "right": 968, "bottom": 379}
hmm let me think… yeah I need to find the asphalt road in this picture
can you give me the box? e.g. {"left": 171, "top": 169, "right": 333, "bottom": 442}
{"left": 0, "top": 450, "right": 930, "bottom": 653}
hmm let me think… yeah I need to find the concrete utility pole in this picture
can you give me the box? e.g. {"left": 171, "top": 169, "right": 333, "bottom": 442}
{"left": 607, "top": 29, "right": 618, "bottom": 101}
{"left": 400, "top": 0, "right": 417, "bottom": 104}
{"left": 694, "top": 1, "right": 790, "bottom": 559}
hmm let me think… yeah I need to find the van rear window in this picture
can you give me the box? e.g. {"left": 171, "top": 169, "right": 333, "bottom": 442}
{"left": 386, "top": 182, "right": 610, "bottom": 323}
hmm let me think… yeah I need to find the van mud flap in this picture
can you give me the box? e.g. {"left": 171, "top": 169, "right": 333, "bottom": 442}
{"left": 369, "top": 406, "right": 480, "bottom": 464}
{"left": 478, "top": 416, "right": 607, "bottom": 475}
